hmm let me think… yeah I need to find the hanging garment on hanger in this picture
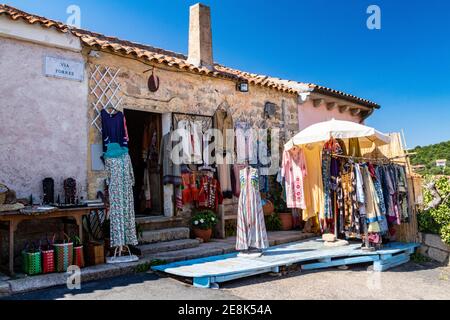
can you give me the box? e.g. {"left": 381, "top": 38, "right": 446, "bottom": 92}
{"left": 361, "top": 165, "right": 382, "bottom": 234}
{"left": 348, "top": 138, "right": 362, "bottom": 158}
{"left": 235, "top": 121, "right": 257, "bottom": 164}
{"left": 159, "top": 132, "right": 182, "bottom": 186}
{"left": 372, "top": 165, "right": 388, "bottom": 233}
{"left": 197, "top": 175, "right": 223, "bottom": 210}
{"left": 217, "top": 162, "right": 233, "bottom": 199}
{"left": 281, "top": 146, "right": 307, "bottom": 209}
{"left": 302, "top": 143, "right": 324, "bottom": 221}
{"left": 177, "top": 119, "right": 203, "bottom": 165}
{"left": 341, "top": 162, "right": 361, "bottom": 235}
{"left": 321, "top": 139, "right": 343, "bottom": 231}
{"left": 101, "top": 109, "right": 129, "bottom": 153}
{"left": 213, "top": 108, "right": 234, "bottom": 153}
{"left": 105, "top": 144, "right": 138, "bottom": 248}
{"left": 396, "top": 165, "right": 410, "bottom": 222}
{"left": 236, "top": 167, "right": 269, "bottom": 251}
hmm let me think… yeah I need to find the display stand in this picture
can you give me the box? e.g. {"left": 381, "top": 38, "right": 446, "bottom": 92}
{"left": 106, "top": 245, "right": 139, "bottom": 264}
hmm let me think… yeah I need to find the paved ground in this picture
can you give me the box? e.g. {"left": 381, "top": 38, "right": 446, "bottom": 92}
{"left": 3, "top": 261, "right": 450, "bottom": 300}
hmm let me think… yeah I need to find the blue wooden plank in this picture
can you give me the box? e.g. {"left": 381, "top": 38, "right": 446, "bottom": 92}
{"left": 212, "top": 267, "right": 279, "bottom": 284}
{"left": 373, "top": 253, "right": 410, "bottom": 272}
{"left": 301, "top": 255, "right": 379, "bottom": 271}
{"left": 152, "top": 252, "right": 237, "bottom": 272}
{"left": 193, "top": 276, "right": 211, "bottom": 288}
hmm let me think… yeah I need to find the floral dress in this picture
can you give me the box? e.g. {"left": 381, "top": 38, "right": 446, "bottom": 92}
{"left": 236, "top": 167, "right": 269, "bottom": 251}
{"left": 105, "top": 151, "right": 138, "bottom": 248}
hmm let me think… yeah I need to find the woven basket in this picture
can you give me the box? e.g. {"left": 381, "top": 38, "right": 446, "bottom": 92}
{"left": 0, "top": 184, "right": 8, "bottom": 205}
{"left": 41, "top": 235, "right": 55, "bottom": 274}
{"left": 54, "top": 234, "right": 73, "bottom": 272}
{"left": 22, "top": 243, "right": 42, "bottom": 275}
{"left": 42, "top": 248, "right": 55, "bottom": 274}
{"left": 73, "top": 246, "right": 85, "bottom": 268}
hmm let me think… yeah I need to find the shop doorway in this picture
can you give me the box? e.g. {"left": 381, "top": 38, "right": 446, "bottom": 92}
{"left": 124, "top": 109, "right": 163, "bottom": 217}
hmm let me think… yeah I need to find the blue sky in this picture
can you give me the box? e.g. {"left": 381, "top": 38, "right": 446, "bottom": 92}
{"left": 5, "top": 0, "right": 450, "bottom": 147}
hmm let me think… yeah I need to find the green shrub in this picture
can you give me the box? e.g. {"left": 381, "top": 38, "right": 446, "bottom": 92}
{"left": 440, "top": 224, "right": 450, "bottom": 245}
{"left": 265, "top": 213, "right": 282, "bottom": 231}
{"left": 419, "top": 176, "right": 450, "bottom": 245}
{"left": 417, "top": 210, "right": 441, "bottom": 234}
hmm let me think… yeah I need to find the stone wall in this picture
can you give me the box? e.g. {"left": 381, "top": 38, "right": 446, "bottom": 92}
{"left": 418, "top": 233, "right": 450, "bottom": 266}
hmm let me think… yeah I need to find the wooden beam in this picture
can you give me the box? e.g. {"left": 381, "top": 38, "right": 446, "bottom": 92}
{"left": 326, "top": 102, "right": 337, "bottom": 111}
{"left": 339, "top": 105, "right": 350, "bottom": 113}
{"left": 350, "top": 108, "right": 361, "bottom": 116}
{"left": 313, "top": 99, "right": 324, "bottom": 108}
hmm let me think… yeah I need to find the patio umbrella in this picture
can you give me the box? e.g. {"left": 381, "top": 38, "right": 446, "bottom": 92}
{"left": 284, "top": 118, "right": 391, "bottom": 150}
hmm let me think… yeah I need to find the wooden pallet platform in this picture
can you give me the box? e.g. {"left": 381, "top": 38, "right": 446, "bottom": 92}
{"left": 152, "top": 238, "right": 420, "bottom": 288}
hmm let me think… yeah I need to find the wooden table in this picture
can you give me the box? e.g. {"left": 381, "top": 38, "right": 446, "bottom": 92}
{"left": 0, "top": 205, "right": 104, "bottom": 276}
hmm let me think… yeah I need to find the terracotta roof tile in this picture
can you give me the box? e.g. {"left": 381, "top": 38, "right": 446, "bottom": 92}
{"left": 0, "top": 4, "right": 379, "bottom": 109}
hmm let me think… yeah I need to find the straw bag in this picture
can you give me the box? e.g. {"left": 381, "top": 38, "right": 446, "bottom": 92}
{"left": 22, "top": 242, "right": 42, "bottom": 275}
{"left": 41, "top": 235, "right": 55, "bottom": 274}
{"left": 262, "top": 199, "right": 274, "bottom": 216}
{"left": 0, "top": 184, "right": 8, "bottom": 205}
{"left": 53, "top": 233, "right": 73, "bottom": 272}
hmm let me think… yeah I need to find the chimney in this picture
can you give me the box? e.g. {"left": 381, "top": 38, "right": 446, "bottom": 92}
{"left": 188, "top": 3, "right": 214, "bottom": 69}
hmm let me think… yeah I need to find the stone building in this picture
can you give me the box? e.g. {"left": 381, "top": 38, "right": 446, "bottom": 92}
{"left": 0, "top": 4, "right": 380, "bottom": 257}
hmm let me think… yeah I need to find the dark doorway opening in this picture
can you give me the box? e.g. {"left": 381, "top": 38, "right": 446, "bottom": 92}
{"left": 124, "top": 109, "right": 163, "bottom": 217}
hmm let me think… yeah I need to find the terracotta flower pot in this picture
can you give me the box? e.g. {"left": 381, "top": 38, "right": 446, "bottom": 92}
{"left": 279, "top": 213, "right": 293, "bottom": 231}
{"left": 193, "top": 228, "right": 213, "bottom": 242}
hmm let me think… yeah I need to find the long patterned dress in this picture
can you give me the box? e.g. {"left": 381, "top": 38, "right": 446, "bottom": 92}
{"left": 236, "top": 167, "right": 269, "bottom": 251}
{"left": 105, "top": 152, "right": 138, "bottom": 248}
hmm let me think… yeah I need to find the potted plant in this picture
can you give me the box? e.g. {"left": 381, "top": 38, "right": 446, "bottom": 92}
{"left": 191, "top": 209, "right": 218, "bottom": 242}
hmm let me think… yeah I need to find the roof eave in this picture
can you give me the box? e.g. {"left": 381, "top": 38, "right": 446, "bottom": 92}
{"left": 312, "top": 86, "right": 380, "bottom": 110}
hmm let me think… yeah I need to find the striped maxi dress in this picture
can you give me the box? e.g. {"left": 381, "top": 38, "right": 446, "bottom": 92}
{"left": 236, "top": 167, "right": 269, "bottom": 251}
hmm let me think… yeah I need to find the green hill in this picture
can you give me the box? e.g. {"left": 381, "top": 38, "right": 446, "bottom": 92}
{"left": 409, "top": 140, "right": 450, "bottom": 175}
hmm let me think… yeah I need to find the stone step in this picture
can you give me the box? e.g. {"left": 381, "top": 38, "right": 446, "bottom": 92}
{"left": 136, "top": 216, "right": 186, "bottom": 231}
{"left": 138, "top": 239, "right": 200, "bottom": 255}
{"left": 140, "top": 227, "right": 190, "bottom": 244}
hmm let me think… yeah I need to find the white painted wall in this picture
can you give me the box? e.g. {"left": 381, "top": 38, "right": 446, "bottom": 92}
{"left": 0, "top": 16, "right": 81, "bottom": 52}
{"left": 0, "top": 30, "right": 88, "bottom": 200}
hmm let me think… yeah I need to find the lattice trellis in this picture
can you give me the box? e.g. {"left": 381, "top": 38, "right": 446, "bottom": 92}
{"left": 89, "top": 65, "right": 123, "bottom": 132}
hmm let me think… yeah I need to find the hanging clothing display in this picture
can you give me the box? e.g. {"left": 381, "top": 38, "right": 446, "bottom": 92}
{"left": 236, "top": 167, "right": 269, "bottom": 251}
{"left": 104, "top": 143, "right": 138, "bottom": 248}
{"left": 281, "top": 146, "right": 307, "bottom": 209}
